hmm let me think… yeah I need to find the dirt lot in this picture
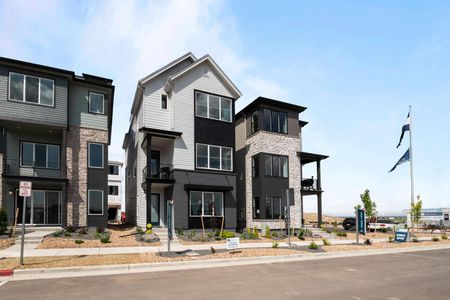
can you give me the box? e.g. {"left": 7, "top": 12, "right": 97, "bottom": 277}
{"left": 0, "top": 237, "right": 15, "bottom": 250}
{"left": 37, "top": 225, "right": 160, "bottom": 249}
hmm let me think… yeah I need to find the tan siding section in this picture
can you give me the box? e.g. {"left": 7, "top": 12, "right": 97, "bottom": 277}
{"left": 235, "top": 116, "right": 246, "bottom": 150}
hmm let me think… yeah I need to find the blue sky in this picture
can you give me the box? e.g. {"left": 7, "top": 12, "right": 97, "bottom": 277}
{"left": 1, "top": 0, "right": 449, "bottom": 216}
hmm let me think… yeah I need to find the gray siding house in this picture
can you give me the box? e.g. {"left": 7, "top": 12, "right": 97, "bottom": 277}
{"left": 0, "top": 57, "right": 114, "bottom": 227}
{"left": 123, "top": 52, "right": 241, "bottom": 230}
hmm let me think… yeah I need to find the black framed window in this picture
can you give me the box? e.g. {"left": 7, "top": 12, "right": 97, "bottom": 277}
{"left": 195, "top": 91, "right": 232, "bottom": 122}
{"left": 9, "top": 72, "right": 54, "bottom": 106}
{"left": 262, "top": 108, "right": 287, "bottom": 134}
{"left": 89, "top": 92, "right": 105, "bottom": 114}
{"left": 251, "top": 110, "right": 259, "bottom": 134}
{"left": 189, "top": 191, "right": 223, "bottom": 217}
{"left": 252, "top": 155, "right": 259, "bottom": 177}
{"left": 253, "top": 197, "right": 260, "bottom": 219}
{"left": 161, "top": 94, "right": 167, "bottom": 109}
{"left": 264, "top": 154, "right": 288, "bottom": 178}
{"left": 196, "top": 143, "right": 233, "bottom": 171}
{"left": 88, "top": 143, "right": 104, "bottom": 168}
{"left": 20, "top": 142, "right": 60, "bottom": 169}
{"left": 264, "top": 196, "right": 285, "bottom": 219}
{"left": 108, "top": 186, "right": 119, "bottom": 195}
{"left": 88, "top": 190, "right": 103, "bottom": 215}
{"left": 108, "top": 165, "right": 119, "bottom": 175}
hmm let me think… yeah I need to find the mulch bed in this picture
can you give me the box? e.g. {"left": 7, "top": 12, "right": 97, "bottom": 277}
{"left": 0, "top": 237, "right": 15, "bottom": 250}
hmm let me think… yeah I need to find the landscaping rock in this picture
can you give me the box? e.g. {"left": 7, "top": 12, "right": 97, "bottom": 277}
{"left": 141, "top": 233, "right": 159, "bottom": 243}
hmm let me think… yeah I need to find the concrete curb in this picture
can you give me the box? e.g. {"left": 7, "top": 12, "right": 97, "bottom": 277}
{"left": 0, "top": 269, "right": 13, "bottom": 277}
{"left": 8, "top": 243, "right": 450, "bottom": 281}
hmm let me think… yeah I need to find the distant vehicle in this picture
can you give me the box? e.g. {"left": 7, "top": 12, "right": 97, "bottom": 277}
{"left": 368, "top": 219, "right": 394, "bottom": 232}
{"left": 343, "top": 218, "right": 356, "bottom": 230}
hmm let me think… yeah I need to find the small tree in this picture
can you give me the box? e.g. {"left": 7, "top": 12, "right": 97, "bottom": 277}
{"left": 411, "top": 196, "right": 422, "bottom": 232}
{"left": 0, "top": 208, "right": 8, "bottom": 235}
{"left": 360, "top": 189, "right": 377, "bottom": 222}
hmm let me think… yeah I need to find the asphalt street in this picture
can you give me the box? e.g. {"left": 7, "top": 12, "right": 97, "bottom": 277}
{"left": 1, "top": 249, "right": 449, "bottom": 300}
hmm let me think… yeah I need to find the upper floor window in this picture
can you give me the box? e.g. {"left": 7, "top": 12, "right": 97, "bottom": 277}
{"left": 88, "top": 143, "right": 104, "bottom": 169}
{"left": 9, "top": 72, "right": 54, "bottom": 106}
{"left": 108, "top": 185, "right": 119, "bottom": 195}
{"left": 89, "top": 92, "right": 104, "bottom": 114}
{"left": 21, "top": 142, "right": 60, "bottom": 169}
{"left": 161, "top": 94, "right": 167, "bottom": 109}
{"left": 263, "top": 109, "right": 287, "bottom": 134}
{"left": 251, "top": 110, "right": 259, "bottom": 134}
{"left": 195, "top": 91, "right": 232, "bottom": 122}
{"left": 108, "top": 165, "right": 119, "bottom": 175}
{"left": 264, "top": 154, "right": 288, "bottom": 178}
{"left": 252, "top": 155, "right": 259, "bottom": 177}
{"left": 196, "top": 143, "right": 232, "bottom": 171}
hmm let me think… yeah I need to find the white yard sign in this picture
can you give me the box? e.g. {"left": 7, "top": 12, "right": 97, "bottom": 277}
{"left": 227, "top": 237, "right": 240, "bottom": 250}
{"left": 19, "top": 181, "right": 32, "bottom": 197}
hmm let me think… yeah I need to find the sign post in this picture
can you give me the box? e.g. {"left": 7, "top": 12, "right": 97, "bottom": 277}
{"left": 19, "top": 181, "right": 32, "bottom": 266}
{"left": 167, "top": 200, "right": 173, "bottom": 254}
{"left": 284, "top": 188, "right": 295, "bottom": 248}
{"left": 355, "top": 208, "right": 366, "bottom": 245}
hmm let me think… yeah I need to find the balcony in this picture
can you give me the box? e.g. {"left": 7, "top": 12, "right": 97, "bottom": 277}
{"left": 2, "top": 159, "right": 67, "bottom": 180}
{"left": 301, "top": 177, "right": 319, "bottom": 192}
{"left": 142, "top": 163, "right": 174, "bottom": 186}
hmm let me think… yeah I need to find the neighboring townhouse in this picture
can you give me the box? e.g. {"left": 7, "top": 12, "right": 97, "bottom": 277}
{"left": 107, "top": 160, "right": 123, "bottom": 221}
{"left": 0, "top": 57, "right": 114, "bottom": 227}
{"left": 123, "top": 52, "right": 241, "bottom": 230}
{"left": 235, "top": 97, "right": 328, "bottom": 230}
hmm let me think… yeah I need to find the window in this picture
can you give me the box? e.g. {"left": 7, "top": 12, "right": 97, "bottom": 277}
{"left": 445, "top": 214, "right": 449, "bottom": 221}
{"left": 263, "top": 109, "right": 288, "bottom": 134}
{"left": 20, "top": 142, "right": 60, "bottom": 169}
{"left": 253, "top": 197, "right": 260, "bottom": 219}
{"left": 264, "top": 154, "right": 288, "bottom": 178}
{"left": 108, "top": 186, "right": 119, "bottom": 195}
{"left": 9, "top": 72, "right": 54, "bottom": 106}
{"left": 88, "top": 190, "right": 103, "bottom": 215}
{"left": 189, "top": 191, "right": 224, "bottom": 217}
{"left": 161, "top": 94, "right": 167, "bottom": 109}
{"left": 89, "top": 92, "right": 104, "bottom": 114}
{"left": 196, "top": 144, "right": 233, "bottom": 171}
{"left": 264, "top": 196, "right": 285, "bottom": 219}
{"left": 88, "top": 143, "right": 104, "bottom": 168}
{"left": 252, "top": 155, "right": 259, "bottom": 177}
{"left": 195, "top": 91, "right": 232, "bottom": 122}
{"left": 108, "top": 165, "right": 119, "bottom": 175}
{"left": 251, "top": 110, "right": 259, "bottom": 134}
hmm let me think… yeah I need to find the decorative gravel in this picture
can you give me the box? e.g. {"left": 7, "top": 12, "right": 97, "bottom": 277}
{"left": 0, "top": 237, "right": 15, "bottom": 250}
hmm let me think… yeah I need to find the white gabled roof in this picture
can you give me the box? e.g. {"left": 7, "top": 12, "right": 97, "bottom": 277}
{"left": 167, "top": 54, "right": 242, "bottom": 98}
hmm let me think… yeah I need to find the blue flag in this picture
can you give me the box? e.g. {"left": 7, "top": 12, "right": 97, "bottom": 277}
{"left": 396, "top": 112, "right": 410, "bottom": 148}
{"left": 389, "top": 148, "right": 410, "bottom": 172}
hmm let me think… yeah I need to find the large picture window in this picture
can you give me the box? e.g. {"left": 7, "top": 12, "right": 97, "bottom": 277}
{"left": 88, "top": 143, "right": 104, "bottom": 168}
{"left": 20, "top": 142, "right": 60, "bottom": 169}
{"left": 264, "top": 196, "right": 284, "bottom": 219}
{"left": 263, "top": 109, "right": 287, "bottom": 134}
{"left": 195, "top": 91, "right": 232, "bottom": 122}
{"left": 196, "top": 143, "right": 232, "bottom": 171}
{"left": 189, "top": 191, "right": 223, "bottom": 217}
{"left": 88, "top": 190, "right": 104, "bottom": 215}
{"left": 9, "top": 72, "right": 54, "bottom": 106}
{"left": 264, "top": 154, "right": 288, "bottom": 178}
{"left": 89, "top": 92, "right": 105, "bottom": 114}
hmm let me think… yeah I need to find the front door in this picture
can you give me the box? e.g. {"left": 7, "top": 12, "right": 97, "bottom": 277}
{"left": 150, "top": 193, "right": 160, "bottom": 226}
{"left": 150, "top": 151, "right": 160, "bottom": 178}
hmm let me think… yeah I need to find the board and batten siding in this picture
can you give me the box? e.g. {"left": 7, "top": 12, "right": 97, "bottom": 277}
{"left": 68, "top": 83, "right": 109, "bottom": 131}
{"left": 0, "top": 65, "right": 68, "bottom": 127}
{"left": 171, "top": 61, "right": 235, "bottom": 170}
{"left": 142, "top": 59, "right": 193, "bottom": 130}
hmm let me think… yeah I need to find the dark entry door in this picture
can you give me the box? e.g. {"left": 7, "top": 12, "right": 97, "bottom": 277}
{"left": 150, "top": 193, "right": 160, "bottom": 226}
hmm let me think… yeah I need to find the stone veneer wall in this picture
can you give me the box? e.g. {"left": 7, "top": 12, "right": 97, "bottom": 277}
{"left": 245, "top": 131, "right": 302, "bottom": 229}
{"left": 66, "top": 126, "right": 108, "bottom": 227}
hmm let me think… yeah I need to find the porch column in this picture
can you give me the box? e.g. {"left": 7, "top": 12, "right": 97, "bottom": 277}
{"left": 316, "top": 160, "right": 322, "bottom": 226}
{"left": 146, "top": 134, "right": 152, "bottom": 226}
{"left": 300, "top": 194, "right": 304, "bottom": 227}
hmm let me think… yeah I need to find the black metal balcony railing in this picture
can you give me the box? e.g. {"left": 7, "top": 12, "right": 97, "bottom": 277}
{"left": 142, "top": 163, "right": 174, "bottom": 182}
{"left": 2, "top": 159, "right": 67, "bottom": 179}
{"left": 301, "top": 177, "right": 318, "bottom": 191}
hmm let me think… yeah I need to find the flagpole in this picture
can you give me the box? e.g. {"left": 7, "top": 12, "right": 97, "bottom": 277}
{"left": 409, "top": 105, "right": 415, "bottom": 206}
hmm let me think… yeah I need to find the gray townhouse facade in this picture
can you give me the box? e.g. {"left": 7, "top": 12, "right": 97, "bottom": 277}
{"left": 235, "top": 97, "right": 328, "bottom": 229}
{"left": 123, "top": 52, "right": 241, "bottom": 230}
{"left": 0, "top": 57, "right": 114, "bottom": 227}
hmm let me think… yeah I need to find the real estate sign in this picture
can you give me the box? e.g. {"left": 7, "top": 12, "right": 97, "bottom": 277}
{"left": 395, "top": 229, "right": 408, "bottom": 242}
{"left": 227, "top": 237, "right": 240, "bottom": 250}
{"left": 357, "top": 208, "right": 366, "bottom": 235}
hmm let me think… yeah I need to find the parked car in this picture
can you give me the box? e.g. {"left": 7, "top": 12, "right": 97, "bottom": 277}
{"left": 368, "top": 219, "right": 394, "bottom": 232}
{"left": 343, "top": 218, "right": 356, "bottom": 230}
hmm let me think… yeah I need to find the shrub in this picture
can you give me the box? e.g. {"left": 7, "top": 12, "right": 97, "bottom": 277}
{"left": 309, "top": 241, "right": 318, "bottom": 250}
{"left": 252, "top": 227, "right": 259, "bottom": 239}
{"left": 336, "top": 232, "right": 347, "bottom": 237}
{"left": 65, "top": 225, "right": 76, "bottom": 233}
{"left": 136, "top": 227, "right": 144, "bottom": 234}
{"left": 100, "top": 235, "right": 111, "bottom": 243}
{"left": 176, "top": 227, "right": 184, "bottom": 237}
{"left": 74, "top": 240, "right": 84, "bottom": 244}
{"left": 64, "top": 232, "right": 72, "bottom": 237}
{"left": 272, "top": 231, "right": 279, "bottom": 238}
{"left": 298, "top": 228, "right": 312, "bottom": 240}
{"left": 96, "top": 226, "right": 106, "bottom": 234}
{"left": 189, "top": 230, "right": 196, "bottom": 240}
{"left": 378, "top": 227, "right": 389, "bottom": 233}
{"left": 78, "top": 227, "right": 88, "bottom": 235}
{"left": 364, "top": 238, "right": 372, "bottom": 245}
{"left": 52, "top": 230, "right": 63, "bottom": 237}
{"left": 206, "top": 232, "right": 214, "bottom": 239}
{"left": 272, "top": 241, "right": 279, "bottom": 248}
{"left": 322, "top": 238, "right": 331, "bottom": 246}
{"left": 441, "top": 234, "right": 448, "bottom": 240}
{"left": 412, "top": 237, "right": 419, "bottom": 243}
{"left": 0, "top": 208, "right": 8, "bottom": 235}
{"left": 388, "top": 236, "right": 394, "bottom": 243}
{"left": 432, "top": 236, "right": 440, "bottom": 242}
{"left": 221, "top": 231, "right": 235, "bottom": 239}
{"left": 264, "top": 225, "right": 271, "bottom": 239}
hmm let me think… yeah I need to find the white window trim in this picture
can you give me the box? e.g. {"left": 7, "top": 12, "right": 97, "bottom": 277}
{"left": 8, "top": 72, "right": 55, "bottom": 107}
{"left": 195, "top": 91, "right": 232, "bottom": 123}
{"left": 20, "top": 142, "right": 60, "bottom": 169}
{"left": 88, "top": 190, "right": 104, "bottom": 215}
{"left": 88, "top": 142, "right": 104, "bottom": 169}
{"left": 189, "top": 191, "right": 224, "bottom": 217}
{"left": 161, "top": 94, "right": 168, "bottom": 110}
{"left": 196, "top": 143, "right": 233, "bottom": 172}
{"left": 88, "top": 92, "right": 105, "bottom": 114}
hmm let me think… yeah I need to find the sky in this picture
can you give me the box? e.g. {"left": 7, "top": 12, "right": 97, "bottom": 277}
{"left": 1, "top": 0, "right": 449, "bottom": 216}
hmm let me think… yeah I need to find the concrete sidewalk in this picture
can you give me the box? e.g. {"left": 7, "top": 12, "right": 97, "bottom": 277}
{"left": 1, "top": 237, "right": 394, "bottom": 258}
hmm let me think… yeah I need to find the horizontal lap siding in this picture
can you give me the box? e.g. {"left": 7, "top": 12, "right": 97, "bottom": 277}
{"left": 0, "top": 65, "right": 68, "bottom": 127}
